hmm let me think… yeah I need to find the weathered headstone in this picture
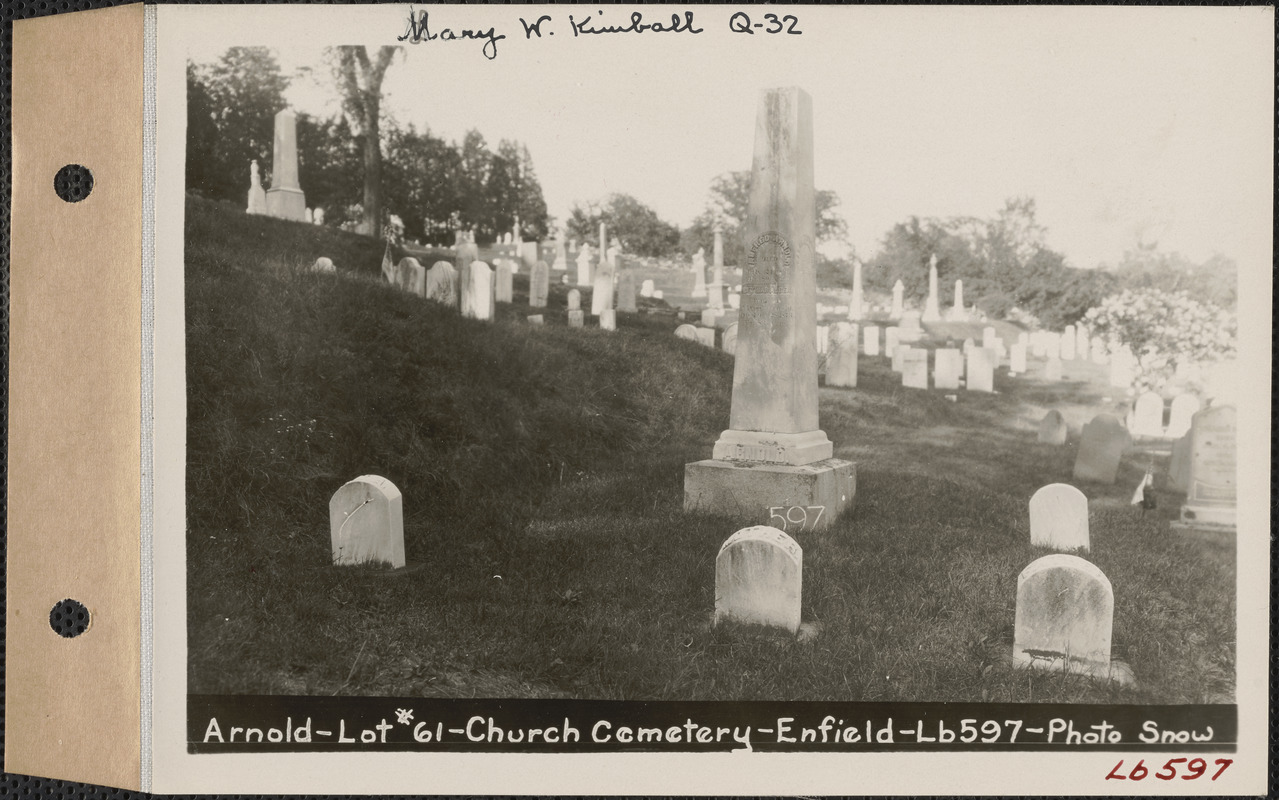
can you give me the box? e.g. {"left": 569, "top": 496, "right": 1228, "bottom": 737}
{"left": 982, "top": 326, "right": 997, "bottom": 349}
{"left": 265, "top": 110, "right": 307, "bottom": 221}
{"left": 674, "top": 323, "right": 699, "bottom": 341}
{"left": 1072, "top": 414, "right": 1130, "bottom": 484}
{"left": 1168, "top": 431, "right": 1192, "bottom": 492}
{"left": 1131, "top": 391, "right": 1164, "bottom": 438}
{"left": 934, "top": 348, "right": 963, "bottom": 390}
{"left": 567, "top": 289, "right": 581, "bottom": 311}
{"left": 599, "top": 309, "right": 617, "bottom": 331}
{"left": 591, "top": 264, "right": 614, "bottom": 316}
{"left": 684, "top": 87, "right": 854, "bottom": 530}
{"left": 966, "top": 347, "right": 995, "bottom": 393}
{"left": 714, "top": 526, "right": 802, "bottom": 634}
{"left": 640, "top": 279, "right": 655, "bottom": 298}
{"left": 245, "top": 159, "right": 267, "bottom": 214}
{"left": 863, "top": 325, "right": 880, "bottom": 356}
{"left": 529, "top": 260, "right": 550, "bottom": 308}
{"left": 1166, "top": 394, "right": 1200, "bottom": 439}
{"left": 527, "top": 314, "right": 544, "bottom": 325}
{"left": 575, "top": 244, "right": 594, "bottom": 287}
{"left": 1038, "top": 410, "right": 1068, "bottom": 445}
{"left": 722, "top": 322, "right": 739, "bottom": 355}
{"left": 616, "top": 271, "right": 638, "bottom": 313}
{"left": 1013, "top": 554, "right": 1114, "bottom": 679}
{"left": 884, "top": 326, "right": 900, "bottom": 357}
{"left": 826, "top": 332, "right": 858, "bottom": 388}
{"left": 1177, "top": 405, "right": 1235, "bottom": 529}
{"left": 701, "top": 308, "right": 720, "bottom": 327}
{"left": 466, "top": 261, "right": 494, "bottom": 321}
{"left": 1029, "top": 483, "right": 1089, "bottom": 551}
{"left": 567, "top": 309, "right": 584, "bottom": 328}
{"left": 494, "top": 260, "right": 514, "bottom": 303}
{"left": 396, "top": 257, "right": 425, "bottom": 297}
{"left": 329, "top": 475, "right": 404, "bottom": 568}
{"left": 312, "top": 257, "right": 335, "bottom": 273}
{"left": 728, "top": 292, "right": 741, "bottom": 310}
{"left": 694, "top": 326, "right": 716, "bottom": 347}
{"left": 901, "top": 347, "right": 928, "bottom": 389}
{"left": 426, "top": 261, "right": 457, "bottom": 306}
{"left": 891, "top": 343, "right": 907, "bottom": 373}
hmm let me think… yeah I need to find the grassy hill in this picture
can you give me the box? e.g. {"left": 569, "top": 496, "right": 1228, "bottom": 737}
{"left": 186, "top": 196, "right": 1234, "bottom": 703}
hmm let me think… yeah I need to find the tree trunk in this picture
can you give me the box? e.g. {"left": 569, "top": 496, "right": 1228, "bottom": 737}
{"left": 363, "top": 93, "right": 381, "bottom": 239}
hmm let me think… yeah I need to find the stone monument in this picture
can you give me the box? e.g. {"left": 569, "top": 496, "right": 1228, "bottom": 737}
{"left": 265, "top": 110, "right": 307, "bottom": 221}
{"left": 245, "top": 159, "right": 267, "bottom": 214}
{"left": 1175, "top": 405, "right": 1235, "bottom": 530}
{"left": 921, "top": 254, "right": 941, "bottom": 322}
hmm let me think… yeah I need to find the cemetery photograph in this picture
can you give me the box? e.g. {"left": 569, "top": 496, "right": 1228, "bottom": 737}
{"left": 180, "top": 8, "right": 1266, "bottom": 708}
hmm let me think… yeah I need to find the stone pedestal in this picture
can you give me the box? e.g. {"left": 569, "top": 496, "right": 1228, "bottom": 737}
{"left": 685, "top": 458, "right": 856, "bottom": 532}
{"left": 266, "top": 187, "right": 307, "bottom": 222}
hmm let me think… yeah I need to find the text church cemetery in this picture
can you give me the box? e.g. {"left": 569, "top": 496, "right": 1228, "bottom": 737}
{"left": 187, "top": 60, "right": 1237, "bottom": 704}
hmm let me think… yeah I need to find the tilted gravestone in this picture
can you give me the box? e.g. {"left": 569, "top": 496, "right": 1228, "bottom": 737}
{"left": 674, "top": 323, "right": 699, "bottom": 341}
{"left": 1131, "top": 391, "right": 1164, "bottom": 438}
{"left": 1072, "top": 413, "right": 1130, "bottom": 484}
{"left": 901, "top": 348, "right": 928, "bottom": 389}
{"left": 1177, "top": 405, "right": 1235, "bottom": 529}
{"left": 683, "top": 88, "right": 854, "bottom": 531}
{"left": 396, "top": 257, "right": 425, "bottom": 297}
{"left": 1038, "top": 410, "right": 1068, "bottom": 445}
{"left": 329, "top": 475, "right": 404, "bottom": 568}
{"left": 862, "top": 325, "right": 880, "bottom": 356}
{"left": 425, "top": 261, "right": 457, "bottom": 306}
{"left": 966, "top": 347, "right": 995, "bottom": 393}
{"left": 934, "top": 348, "right": 963, "bottom": 390}
{"left": 1029, "top": 483, "right": 1089, "bottom": 551}
{"left": 529, "top": 260, "right": 550, "bottom": 308}
{"left": 1166, "top": 393, "right": 1201, "bottom": 439}
{"left": 1013, "top": 554, "right": 1115, "bottom": 679}
{"left": 494, "top": 260, "right": 514, "bottom": 303}
{"left": 714, "top": 525, "right": 802, "bottom": 634}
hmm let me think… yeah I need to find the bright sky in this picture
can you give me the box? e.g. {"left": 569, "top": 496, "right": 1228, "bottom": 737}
{"left": 185, "top": 4, "right": 1273, "bottom": 270}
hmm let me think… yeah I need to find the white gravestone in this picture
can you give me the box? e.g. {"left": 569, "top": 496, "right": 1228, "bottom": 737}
{"left": 982, "top": 326, "right": 997, "bottom": 349}
{"left": 949, "top": 278, "right": 967, "bottom": 322}
{"left": 1177, "top": 405, "right": 1235, "bottom": 529}
{"left": 1013, "top": 554, "right": 1115, "bottom": 679}
{"left": 891, "top": 343, "right": 907, "bottom": 373}
{"left": 694, "top": 327, "right": 716, "bottom": 347}
{"left": 425, "top": 261, "right": 457, "bottom": 306}
{"left": 934, "top": 348, "right": 963, "bottom": 390}
{"left": 701, "top": 308, "right": 720, "bottom": 327}
{"left": 966, "top": 347, "right": 995, "bottom": 393}
{"left": 826, "top": 328, "right": 858, "bottom": 388}
{"left": 674, "top": 323, "right": 699, "bottom": 341}
{"left": 814, "top": 324, "right": 830, "bottom": 356}
{"left": 1166, "top": 394, "right": 1200, "bottom": 439}
{"left": 714, "top": 526, "right": 802, "bottom": 635}
{"left": 1131, "top": 391, "right": 1164, "bottom": 438}
{"left": 901, "top": 348, "right": 928, "bottom": 389}
{"left": 1072, "top": 414, "right": 1130, "bottom": 484}
{"left": 575, "top": 244, "right": 594, "bottom": 287}
{"left": 640, "top": 279, "right": 655, "bottom": 298}
{"left": 1009, "top": 343, "right": 1027, "bottom": 374}
{"left": 329, "top": 475, "right": 404, "bottom": 568}
{"left": 567, "top": 289, "right": 581, "bottom": 311}
{"left": 1038, "top": 410, "right": 1068, "bottom": 445}
{"left": 863, "top": 325, "right": 880, "bottom": 356}
{"left": 396, "top": 257, "right": 425, "bottom": 297}
{"left": 527, "top": 314, "right": 544, "bottom": 325}
{"left": 1029, "top": 483, "right": 1090, "bottom": 551}
{"left": 591, "top": 265, "right": 615, "bottom": 316}
{"left": 494, "top": 260, "right": 514, "bottom": 304}
{"left": 466, "top": 261, "right": 494, "bottom": 321}
{"left": 599, "top": 309, "right": 617, "bottom": 331}
{"left": 245, "top": 159, "right": 267, "bottom": 214}
{"left": 529, "top": 261, "right": 550, "bottom": 308}
{"left": 884, "top": 327, "right": 900, "bottom": 358}
{"left": 312, "top": 257, "right": 335, "bottom": 273}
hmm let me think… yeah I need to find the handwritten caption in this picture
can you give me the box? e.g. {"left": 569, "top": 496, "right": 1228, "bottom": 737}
{"left": 397, "top": 6, "right": 803, "bottom": 61}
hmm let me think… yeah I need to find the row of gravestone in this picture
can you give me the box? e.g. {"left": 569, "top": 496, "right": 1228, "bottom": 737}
{"left": 1129, "top": 391, "right": 1201, "bottom": 439}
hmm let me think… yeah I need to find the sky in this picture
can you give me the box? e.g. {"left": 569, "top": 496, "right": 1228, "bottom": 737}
{"left": 185, "top": 4, "right": 1273, "bottom": 270}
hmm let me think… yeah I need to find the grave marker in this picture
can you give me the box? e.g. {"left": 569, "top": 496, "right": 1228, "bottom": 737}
{"left": 694, "top": 326, "right": 716, "bottom": 347}
{"left": 567, "top": 289, "right": 581, "bottom": 311}
{"left": 1072, "top": 414, "right": 1130, "bottom": 484}
{"left": 329, "top": 475, "right": 404, "bottom": 568}
{"left": 567, "top": 309, "right": 584, "bottom": 328}
{"left": 674, "top": 323, "right": 699, "bottom": 341}
{"left": 901, "top": 348, "right": 928, "bottom": 389}
{"left": 1168, "top": 431, "right": 1192, "bottom": 492}
{"left": 1166, "top": 394, "right": 1200, "bottom": 439}
{"left": 245, "top": 159, "right": 267, "bottom": 214}
{"left": 312, "top": 257, "right": 335, "bottom": 273}
{"left": 466, "top": 261, "right": 494, "bottom": 321}
{"left": 863, "top": 325, "right": 880, "bottom": 356}
{"left": 1013, "top": 554, "right": 1115, "bottom": 679}
{"left": 617, "top": 272, "right": 638, "bottom": 313}
{"left": 966, "top": 347, "right": 995, "bottom": 393}
{"left": 1029, "top": 483, "right": 1090, "bottom": 551}
{"left": 826, "top": 330, "right": 858, "bottom": 388}
{"left": 891, "top": 279, "right": 904, "bottom": 318}
{"left": 396, "top": 257, "right": 425, "bottom": 297}
{"left": 1038, "top": 410, "right": 1068, "bottom": 445}
{"left": 265, "top": 109, "right": 307, "bottom": 221}
{"left": 426, "top": 261, "right": 457, "bottom": 306}
{"left": 599, "top": 309, "right": 617, "bottom": 331}
{"left": 934, "top": 348, "right": 963, "bottom": 390}
{"left": 922, "top": 255, "right": 941, "bottom": 322}
{"left": 529, "top": 260, "right": 550, "bottom": 308}
{"left": 1177, "top": 405, "right": 1235, "bottom": 529}
{"left": 714, "top": 526, "right": 802, "bottom": 634}
{"left": 1131, "top": 391, "right": 1164, "bottom": 438}
{"left": 494, "top": 260, "right": 514, "bottom": 303}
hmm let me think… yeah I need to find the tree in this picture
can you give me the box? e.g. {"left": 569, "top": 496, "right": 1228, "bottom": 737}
{"left": 186, "top": 48, "right": 289, "bottom": 202}
{"left": 296, "top": 113, "right": 363, "bottom": 223}
{"left": 1109, "top": 243, "right": 1237, "bottom": 311}
{"left": 382, "top": 122, "right": 464, "bottom": 243}
{"left": 566, "top": 194, "right": 680, "bottom": 258}
{"left": 685, "top": 171, "right": 849, "bottom": 264}
{"left": 331, "top": 46, "right": 400, "bottom": 238}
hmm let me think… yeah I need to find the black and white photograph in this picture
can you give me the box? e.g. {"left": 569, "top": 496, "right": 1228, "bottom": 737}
{"left": 149, "top": 2, "right": 1270, "bottom": 793}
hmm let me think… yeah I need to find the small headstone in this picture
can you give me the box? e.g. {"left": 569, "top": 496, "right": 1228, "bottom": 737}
{"left": 1131, "top": 391, "right": 1164, "bottom": 438}
{"left": 695, "top": 326, "right": 716, "bottom": 347}
{"left": 901, "top": 348, "right": 928, "bottom": 389}
{"left": 652, "top": 289, "right": 664, "bottom": 300}
{"left": 466, "top": 262, "right": 494, "bottom": 320}
{"left": 962, "top": 337, "right": 976, "bottom": 355}
{"left": 966, "top": 347, "right": 995, "bottom": 393}
{"left": 1013, "top": 554, "right": 1113, "bottom": 677}
{"left": 982, "top": 326, "right": 997, "bottom": 349}
{"left": 1178, "top": 405, "right": 1236, "bottom": 529}
{"left": 1009, "top": 343, "right": 1027, "bottom": 374}
{"left": 722, "top": 322, "right": 739, "bottom": 356}
{"left": 1045, "top": 357, "right": 1063, "bottom": 381}
{"left": 934, "top": 348, "right": 963, "bottom": 390}
{"left": 884, "top": 326, "right": 900, "bottom": 356}
{"left": 826, "top": 335, "right": 858, "bottom": 388}
{"left": 312, "top": 257, "right": 335, "bottom": 273}
{"left": 396, "top": 257, "right": 425, "bottom": 297}
{"left": 329, "top": 475, "right": 405, "bottom": 568}
{"left": 617, "top": 272, "right": 638, "bottom": 313}
{"left": 674, "top": 323, "right": 699, "bottom": 341}
{"left": 567, "top": 289, "right": 581, "bottom": 311}
{"left": 728, "top": 292, "right": 741, "bottom": 310}
{"left": 1168, "top": 431, "right": 1192, "bottom": 492}
{"left": 1166, "top": 394, "right": 1201, "bottom": 439}
{"left": 701, "top": 308, "right": 720, "bottom": 327}
{"left": 1037, "top": 410, "right": 1068, "bottom": 445}
{"left": 1029, "top": 483, "right": 1090, "bottom": 551}
{"left": 527, "top": 314, "right": 544, "bottom": 325}
{"left": 567, "top": 309, "right": 585, "bottom": 328}
{"left": 599, "top": 309, "right": 617, "bottom": 331}
{"left": 494, "top": 260, "right": 514, "bottom": 303}
{"left": 529, "top": 260, "right": 550, "bottom": 308}
{"left": 863, "top": 325, "right": 880, "bottom": 356}
{"left": 426, "top": 261, "right": 457, "bottom": 306}
{"left": 1072, "top": 414, "right": 1130, "bottom": 484}
{"left": 640, "top": 279, "right": 655, "bottom": 297}
{"left": 714, "top": 526, "right": 802, "bottom": 635}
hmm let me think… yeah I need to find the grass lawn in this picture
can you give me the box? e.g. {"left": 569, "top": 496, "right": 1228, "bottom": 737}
{"left": 186, "top": 196, "right": 1234, "bottom": 703}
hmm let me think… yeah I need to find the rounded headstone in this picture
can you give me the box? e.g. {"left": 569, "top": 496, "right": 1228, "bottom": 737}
{"left": 329, "top": 475, "right": 405, "bottom": 568}
{"left": 1072, "top": 414, "right": 1131, "bottom": 484}
{"left": 714, "top": 525, "right": 802, "bottom": 634}
{"left": 1037, "top": 410, "right": 1068, "bottom": 445}
{"left": 1029, "top": 483, "right": 1089, "bottom": 551}
{"left": 674, "top": 323, "right": 699, "bottom": 341}
{"left": 1013, "top": 554, "right": 1113, "bottom": 674}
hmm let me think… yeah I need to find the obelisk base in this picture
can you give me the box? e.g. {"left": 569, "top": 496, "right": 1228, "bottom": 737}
{"left": 1171, "top": 502, "right": 1236, "bottom": 531}
{"left": 684, "top": 458, "right": 855, "bottom": 531}
{"left": 266, "top": 186, "right": 307, "bottom": 222}
{"left": 712, "top": 429, "right": 833, "bottom": 465}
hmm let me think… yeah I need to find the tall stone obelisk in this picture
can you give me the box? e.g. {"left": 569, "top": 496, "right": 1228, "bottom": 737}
{"left": 922, "top": 254, "right": 941, "bottom": 322}
{"left": 950, "top": 278, "right": 968, "bottom": 321}
{"left": 849, "top": 256, "right": 864, "bottom": 321}
{"left": 684, "top": 88, "right": 855, "bottom": 530}
{"left": 265, "top": 109, "right": 307, "bottom": 222}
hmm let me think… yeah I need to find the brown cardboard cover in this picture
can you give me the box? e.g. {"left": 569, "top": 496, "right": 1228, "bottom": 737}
{"left": 7, "top": 3, "right": 144, "bottom": 790}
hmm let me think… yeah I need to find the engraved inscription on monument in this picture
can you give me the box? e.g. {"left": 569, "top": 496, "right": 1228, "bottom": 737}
{"left": 741, "top": 231, "right": 793, "bottom": 342}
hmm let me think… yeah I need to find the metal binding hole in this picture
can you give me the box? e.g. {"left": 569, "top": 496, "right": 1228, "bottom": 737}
{"left": 53, "top": 164, "right": 93, "bottom": 203}
{"left": 49, "top": 598, "right": 90, "bottom": 638}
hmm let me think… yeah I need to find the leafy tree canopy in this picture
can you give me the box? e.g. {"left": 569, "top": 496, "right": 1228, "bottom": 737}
{"left": 567, "top": 194, "right": 680, "bottom": 258}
